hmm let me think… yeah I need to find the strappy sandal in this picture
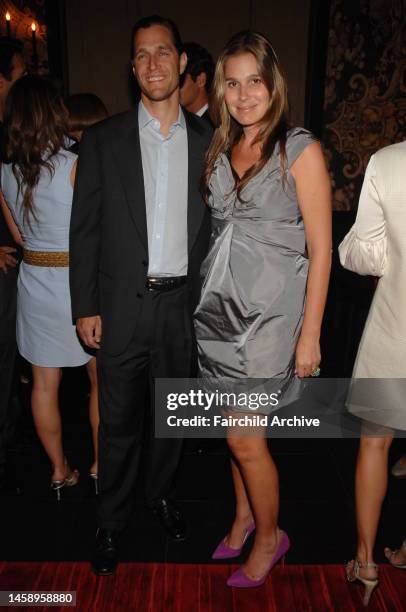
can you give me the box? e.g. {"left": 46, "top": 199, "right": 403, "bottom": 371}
{"left": 346, "top": 558, "right": 379, "bottom": 606}
{"left": 51, "top": 468, "right": 79, "bottom": 502}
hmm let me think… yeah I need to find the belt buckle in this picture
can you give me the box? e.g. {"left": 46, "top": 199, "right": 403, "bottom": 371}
{"left": 146, "top": 276, "right": 183, "bottom": 292}
{"left": 146, "top": 277, "right": 161, "bottom": 291}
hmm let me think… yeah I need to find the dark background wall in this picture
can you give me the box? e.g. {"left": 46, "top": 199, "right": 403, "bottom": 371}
{"left": 64, "top": 0, "right": 311, "bottom": 126}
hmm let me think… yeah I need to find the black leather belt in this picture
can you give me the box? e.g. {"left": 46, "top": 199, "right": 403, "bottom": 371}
{"left": 146, "top": 276, "right": 187, "bottom": 292}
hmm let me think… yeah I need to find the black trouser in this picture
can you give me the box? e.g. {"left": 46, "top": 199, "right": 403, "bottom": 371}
{"left": 0, "top": 267, "right": 18, "bottom": 479}
{"left": 96, "top": 285, "right": 193, "bottom": 531}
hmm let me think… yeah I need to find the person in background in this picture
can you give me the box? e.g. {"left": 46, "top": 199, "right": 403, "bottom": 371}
{"left": 0, "top": 76, "right": 99, "bottom": 500}
{"left": 180, "top": 42, "right": 214, "bottom": 124}
{"left": 0, "top": 37, "right": 25, "bottom": 493}
{"left": 63, "top": 92, "right": 108, "bottom": 488}
{"left": 339, "top": 140, "right": 406, "bottom": 605}
{"left": 64, "top": 93, "right": 108, "bottom": 154}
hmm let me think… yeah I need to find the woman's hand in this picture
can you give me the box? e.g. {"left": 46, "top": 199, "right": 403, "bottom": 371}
{"left": 295, "top": 333, "right": 321, "bottom": 378}
{"left": 0, "top": 246, "right": 18, "bottom": 273}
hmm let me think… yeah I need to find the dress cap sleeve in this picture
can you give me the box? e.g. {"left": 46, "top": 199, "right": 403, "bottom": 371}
{"left": 286, "top": 128, "right": 317, "bottom": 168}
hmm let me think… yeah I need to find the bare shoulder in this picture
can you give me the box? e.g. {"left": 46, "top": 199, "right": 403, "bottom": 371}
{"left": 290, "top": 140, "right": 327, "bottom": 179}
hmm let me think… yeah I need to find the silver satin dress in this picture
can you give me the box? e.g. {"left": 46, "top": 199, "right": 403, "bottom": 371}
{"left": 194, "top": 128, "right": 315, "bottom": 413}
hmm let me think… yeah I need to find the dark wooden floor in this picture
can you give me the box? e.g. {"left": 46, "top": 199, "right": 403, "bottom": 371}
{"left": 1, "top": 368, "right": 405, "bottom": 567}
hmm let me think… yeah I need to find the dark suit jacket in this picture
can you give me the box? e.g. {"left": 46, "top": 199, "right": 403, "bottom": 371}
{"left": 69, "top": 105, "right": 212, "bottom": 355}
{"left": 201, "top": 109, "right": 213, "bottom": 128}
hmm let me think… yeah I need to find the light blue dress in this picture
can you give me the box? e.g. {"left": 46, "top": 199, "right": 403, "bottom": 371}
{"left": 1, "top": 148, "right": 91, "bottom": 367}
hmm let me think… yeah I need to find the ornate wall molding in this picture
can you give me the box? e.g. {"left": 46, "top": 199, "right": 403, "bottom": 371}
{"left": 322, "top": 0, "right": 406, "bottom": 210}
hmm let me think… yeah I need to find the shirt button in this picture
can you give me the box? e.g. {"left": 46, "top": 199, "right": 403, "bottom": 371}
{"left": 136, "top": 292, "right": 143, "bottom": 299}
{"left": 156, "top": 234, "right": 160, "bottom": 239}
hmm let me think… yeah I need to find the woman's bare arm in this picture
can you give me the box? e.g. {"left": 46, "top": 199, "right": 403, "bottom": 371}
{"left": 291, "top": 141, "right": 332, "bottom": 378}
{"left": 0, "top": 189, "right": 24, "bottom": 246}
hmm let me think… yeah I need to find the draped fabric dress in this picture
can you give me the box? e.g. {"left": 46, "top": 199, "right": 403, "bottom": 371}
{"left": 194, "top": 128, "right": 315, "bottom": 414}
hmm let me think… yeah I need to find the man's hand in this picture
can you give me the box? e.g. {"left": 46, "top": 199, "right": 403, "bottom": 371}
{"left": 0, "top": 246, "right": 17, "bottom": 273}
{"left": 76, "top": 315, "right": 102, "bottom": 349}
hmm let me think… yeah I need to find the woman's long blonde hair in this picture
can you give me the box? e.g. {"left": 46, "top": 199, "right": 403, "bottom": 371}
{"left": 202, "top": 30, "right": 290, "bottom": 200}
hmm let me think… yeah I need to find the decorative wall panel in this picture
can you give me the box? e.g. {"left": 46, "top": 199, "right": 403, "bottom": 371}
{"left": 322, "top": 0, "right": 406, "bottom": 210}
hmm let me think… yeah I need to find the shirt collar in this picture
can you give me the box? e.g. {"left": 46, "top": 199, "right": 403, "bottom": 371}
{"left": 196, "top": 103, "right": 209, "bottom": 117}
{"left": 138, "top": 100, "right": 186, "bottom": 132}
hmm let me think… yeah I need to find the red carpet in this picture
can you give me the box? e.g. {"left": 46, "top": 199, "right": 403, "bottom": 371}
{"left": 0, "top": 562, "right": 405, "bottom": 611}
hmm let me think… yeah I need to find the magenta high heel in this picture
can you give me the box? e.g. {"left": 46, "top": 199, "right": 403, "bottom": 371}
{"left": 227, "top": 530, "right": 290, "bottom": 588}
{"left": 211, "top": 522, "right": 255, "bottom": 559}
{"left": 212, "top": 522, "right": 256, "bottom": 560}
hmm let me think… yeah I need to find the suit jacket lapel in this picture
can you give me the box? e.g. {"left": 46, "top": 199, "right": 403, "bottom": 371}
{"left": 111, "top": 108, "right": 148, "bottom": 252}
{"left": 185, "top": 111, "right": 207, "bottom": 255}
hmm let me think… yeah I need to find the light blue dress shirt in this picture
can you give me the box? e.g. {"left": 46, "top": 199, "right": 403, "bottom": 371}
{"left": 138, "top": 101, "right": 188, "bottom": 277}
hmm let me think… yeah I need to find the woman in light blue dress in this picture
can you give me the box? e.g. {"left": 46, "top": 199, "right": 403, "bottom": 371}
{"left": 0, "top": 76, "right": 99, "bottom": 499}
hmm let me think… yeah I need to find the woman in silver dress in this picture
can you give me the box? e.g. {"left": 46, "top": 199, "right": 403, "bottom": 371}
{"left": 0, "top": 76, "right": 99, "bottom": 499}
{"left": 194, "top": 31, "right": 331, "bottom": 587}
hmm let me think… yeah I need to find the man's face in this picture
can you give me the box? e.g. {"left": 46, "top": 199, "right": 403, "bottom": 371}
{"left": 180, "top": 73, "right": 200, "bottom": 108}
{"left": 0, "top": 53, "right": 26, "bottom": 102}
{"left": 132, "top": 25, "right": 187, "bottom": 103}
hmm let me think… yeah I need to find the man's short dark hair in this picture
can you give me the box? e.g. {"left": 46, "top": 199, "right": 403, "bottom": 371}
{"left": 131, "top": 15, "right": 183, "bottom": 58}
{"left": 0, "top": 37, "right": 23, "bottom": 80}
{"left": 183, "top": 42, "right": 214, "bottom": 93}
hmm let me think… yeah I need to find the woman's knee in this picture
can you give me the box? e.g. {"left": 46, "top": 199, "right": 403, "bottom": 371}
{"left": 360, "top": 434, "right": 393, "bottom": 454}
{"left": 32, "top": 366, "right": 61, "bottom": 393}
{"left": 227, "top": 436, "right": 266, "bottom": 463}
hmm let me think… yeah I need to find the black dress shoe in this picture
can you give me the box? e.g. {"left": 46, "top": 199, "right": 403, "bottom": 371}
{"left": 91, "top": 528, "right": 119, "bottom": 576}
{"left": 150, "top": 497, "right": 187, "bottom": 541}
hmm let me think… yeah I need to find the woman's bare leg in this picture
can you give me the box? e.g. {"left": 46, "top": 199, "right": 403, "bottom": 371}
{"left": 85, "top": 357, "right": 99, "bottom": 474}
{"left": 225, "top": 456, "right": 254, "bottom": 548}
{"left": 227, "top": 432, "right": 280, "bottom": 579}
{"left": 31, "top": 365, "right": 66, "bottom": 481}
{"left": 354, "top": 433, "right": 393, "bottom": 578}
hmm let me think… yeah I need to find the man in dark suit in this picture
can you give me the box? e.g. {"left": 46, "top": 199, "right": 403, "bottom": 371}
{"left": 180, "top": 42, "right": 214, "bottom": 125}
{"left": 69, "top": 15, "right": 211, "bottom": 575}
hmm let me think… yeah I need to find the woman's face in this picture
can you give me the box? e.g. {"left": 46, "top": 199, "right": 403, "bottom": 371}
{"left": 223, "top": 52, "right": 270, "bottom": 128}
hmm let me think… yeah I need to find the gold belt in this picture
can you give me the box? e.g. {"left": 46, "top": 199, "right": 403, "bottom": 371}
{"left": 23, "top": 249, "right": 69, "bottom": 267}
